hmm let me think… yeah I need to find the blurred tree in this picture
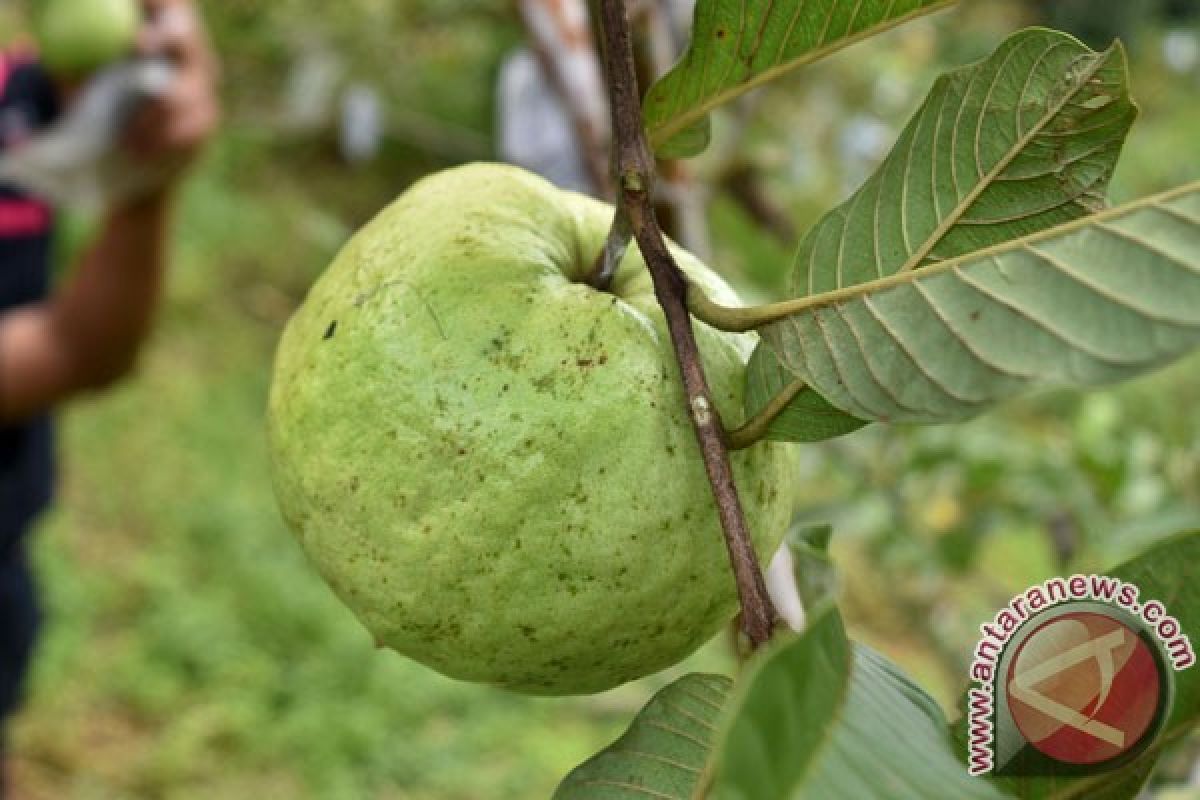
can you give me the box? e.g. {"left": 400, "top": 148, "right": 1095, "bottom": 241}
{"left": 1029, "top": 0, "right": 1149, "bottom": 48}
{"left": 1027, "top": 0, "right": 1199, "bottom": 49}
{"left": 1163, "top": 0, "right": 1200, "bottom": 22}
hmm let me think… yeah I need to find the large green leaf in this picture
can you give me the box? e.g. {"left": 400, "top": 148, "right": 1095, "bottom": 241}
{"left": 554, "top": 673, "right": 730, "bottom": 799}
{"left": 643, "top": 0, "right": 955, "bottom": 158}
{"left": 707, "top": 605, "right": 1008, "bottom": 799}
{"left": 748, "top": 27, "right": 1139, "bottom": 433}
{"left": 743, "top": 342, "right": 867, "bottom": 442}
{"left": 762, "top": 180, "right": 1200, "bottom": 423}
{"left": 953, "top": 530, "right": 1200, "bottom": 799}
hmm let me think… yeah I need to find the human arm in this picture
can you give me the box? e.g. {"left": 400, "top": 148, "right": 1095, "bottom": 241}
{"left": 0, "top": 0, "right": 217, "bottom": 422}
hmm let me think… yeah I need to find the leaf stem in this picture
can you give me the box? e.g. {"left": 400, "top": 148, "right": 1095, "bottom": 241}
{"left": 689, "top": 283, "right": 830, "bottom": 331}
{"left": 686, "top": 281, "right": 792, "bottom": 331}
{"left": 594, "top": 0, "right": 777, "bottom": 647}
{"left": 728, "top": 378, "right": 808, "bottom": 450}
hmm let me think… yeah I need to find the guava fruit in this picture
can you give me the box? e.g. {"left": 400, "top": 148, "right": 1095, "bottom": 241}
{"left": 267, "top": 163, "right": 796, "bottom": 695}
{"left": 33, "top": 0, "right": 138, "bottom": 78}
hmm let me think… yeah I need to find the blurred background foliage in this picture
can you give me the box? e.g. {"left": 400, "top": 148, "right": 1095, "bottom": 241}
{"left": 4, "top": 0, "right": 1200, "bottom": 797}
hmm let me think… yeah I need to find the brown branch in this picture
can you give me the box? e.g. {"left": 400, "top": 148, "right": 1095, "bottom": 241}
{"left": 593, "top": 0, "right": 777, "bottom": 647}
{"left": 631, "top": 0, "right": 706, "bottom": 256}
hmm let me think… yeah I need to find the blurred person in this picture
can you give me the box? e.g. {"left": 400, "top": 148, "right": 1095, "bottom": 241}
{"left": 1162, "top": 0, "right": 1200, "bottom": 76}
{"left": 0, "top": 0, "right": 218, "bottom": 789}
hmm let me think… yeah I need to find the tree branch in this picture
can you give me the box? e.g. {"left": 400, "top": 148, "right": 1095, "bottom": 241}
{"left": 593, "top": 0, "right": 777, "bottom": 647}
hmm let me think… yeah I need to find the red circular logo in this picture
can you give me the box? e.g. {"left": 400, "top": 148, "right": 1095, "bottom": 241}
{"left": 1005, "top": 611, "right": 1164, "bottom": 765}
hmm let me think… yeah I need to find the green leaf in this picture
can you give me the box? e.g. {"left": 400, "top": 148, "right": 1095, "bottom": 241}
{"left": 796, "top": 27, "right": 1136, "bottom": 298}
{"left": 786, "top": 523, "right": 838, "bottom": 609}
{"left": 643, "top": 0, "right": 956, "bottom": 158}
{"left": 743, "top": 342, "right": 867, "bottom": 443}
{"left": 708, "top": 605, "right": 1009, "bottom": 800}
{"left": 954, "top": 530, "right": 1200, "bottom": 799}
{"left": 554, "top": 673, "right": 730, "bottom": 799}
{"left": 753, "top": 27, "right": 1138, "bottom": 427}
{"left": 762, "top": 179, "right": 1200, "bottom": 424}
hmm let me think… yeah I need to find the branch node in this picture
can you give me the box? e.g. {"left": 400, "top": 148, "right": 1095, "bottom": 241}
{"left": 689, "top": 395, "right": 713, "bottom": 426}
{"left": 621, "top": 170, "right": 648, "bottom": 192}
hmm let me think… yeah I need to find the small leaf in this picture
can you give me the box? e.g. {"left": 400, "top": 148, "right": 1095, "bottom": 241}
{"left": 643, "top": 0, "right": 955, "bottom": 157}
{"left": 744, "top": 342, "right": 866, "bottom": 443}
{"left": 955, "top": 530, "right": 1200, "bottom": 799}
{"left": 791, "top": 522, "right": 832, "bottom": 554}
{"left": 554, "top": 673, "right": 731, "bottom": 800}
{"left": 786, "top": 522, "right": 838, "bottom": 609}
{"left": 763, "top": 180, "right": 1200, "bottom": 424}
{"left": 708, "top": 605, "right": 1010, "bottom": 799}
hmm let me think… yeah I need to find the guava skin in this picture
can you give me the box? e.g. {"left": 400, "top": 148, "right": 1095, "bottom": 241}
{"left": 267, "top": 163, "right": 796, "bottom": 695}
{"left": 33, "top": 0, "right": 139, "bottom": 78}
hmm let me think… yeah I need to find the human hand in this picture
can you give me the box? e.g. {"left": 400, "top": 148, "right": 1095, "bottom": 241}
{"left": 122, "top": 0, "right": 219, "bottom": 178}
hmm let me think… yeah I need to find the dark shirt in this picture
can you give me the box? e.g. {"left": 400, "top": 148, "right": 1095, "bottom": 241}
{"left": 0, "top": 52, "right": 59, "bottom": 551}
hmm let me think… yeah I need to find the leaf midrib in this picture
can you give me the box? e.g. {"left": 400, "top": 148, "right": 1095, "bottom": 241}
{"left": 646, "top": 0, "right": 957, "bottom": 151}
{"left": 767, "top": 180, "right": 1200, "bottom": 321}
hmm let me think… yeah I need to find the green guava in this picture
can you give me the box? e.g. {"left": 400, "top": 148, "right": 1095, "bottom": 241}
{"left": 267, "top": 163, "right": 796, "bottom": 695}
{"left": 33, "top": 0, "right": 138, "bottom": 78}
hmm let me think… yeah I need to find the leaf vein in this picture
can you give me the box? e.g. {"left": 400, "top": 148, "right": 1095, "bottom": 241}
{"left": 677, "top": 686, "right": 726, "bottom": 714}
{"left": 809, "top": 310, "right": 891, "bottom": 420}
{"left": 1023, "top": 243, "right": 1200, "bottom": 326}
{"left": 910, "top": 279, "right": 1033, "bottom": 378}
{"left": 644, "top": 720, "right": 710, "bottom": 749}
{"left": 860, "top": 294, "right": 988, "bottom": 405}
{"left": 613, "top": 749, "right": 703, "bottom": 774}
{"left": 661, "top": 700, "right": 718, "bottom": 733}
{"left": 899, "top": 40, "right": 1109, "bottom": 273}
{"left": 1154, "top": 203, "right": 1200, "bottom": 227}
{"left": 1090, "top": 221, "right": 1200, "bottom": 277}
{"left": 830, "top": 303, "right": 925, "bottom": 414}
{"left": 954, "top": 259, "right": 1143, "bottom": 367}
{"left": 578, "top": 779, "right": 677, "bottom": 799}
{"left": 973, "top": 34, "right": 1028, "bottom": 181}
